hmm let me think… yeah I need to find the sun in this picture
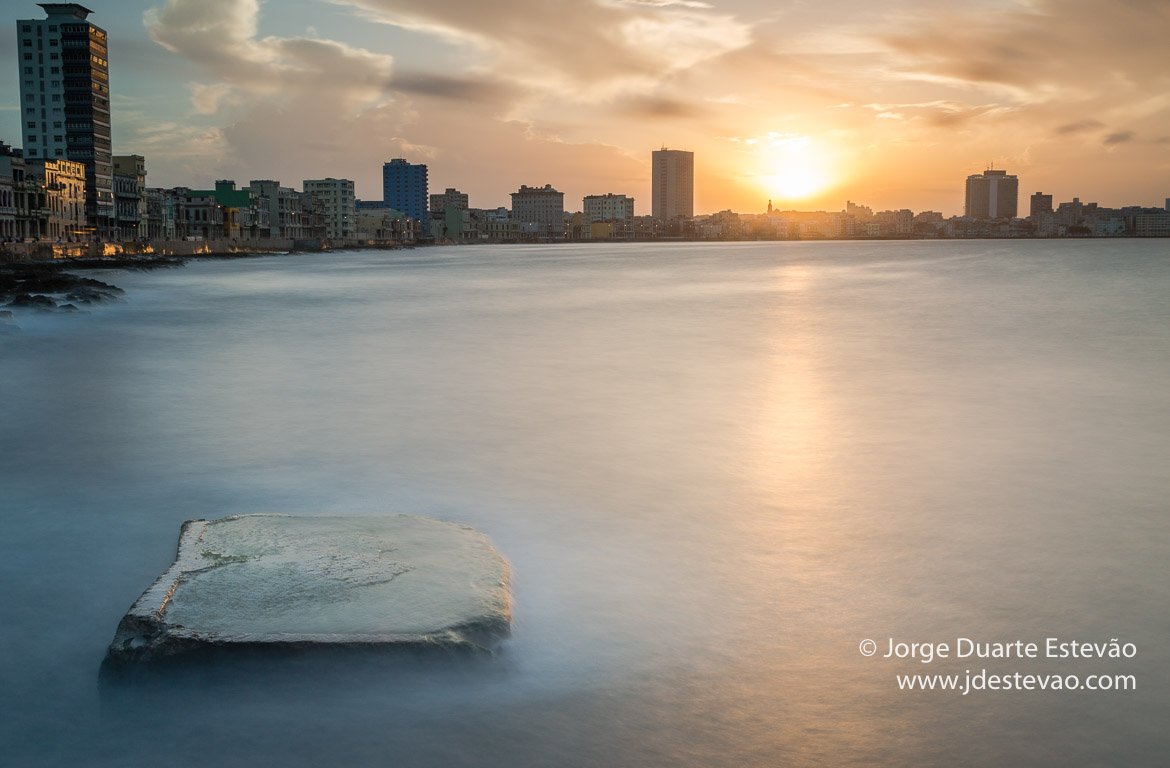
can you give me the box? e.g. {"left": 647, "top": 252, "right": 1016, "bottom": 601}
{"left": 754, "top": 134, "right": 834, "bottom": 202}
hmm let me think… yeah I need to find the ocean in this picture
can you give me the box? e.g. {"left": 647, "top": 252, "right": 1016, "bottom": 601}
{"left": 1, "top": 240, "right": 1167, "bottom": 766}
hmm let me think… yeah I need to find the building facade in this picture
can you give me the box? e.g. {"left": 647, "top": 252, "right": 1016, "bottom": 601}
{"left": 382, "top": 159, "right": 428, "bottom": 231}
{"left": 303, "top": 178, "right": 355, "bottom": 241}
{"left": 582, "top": 193, "right": 636, "bottom": 238}
{"left": 18, "top": 3, "right": 113, "bottom": 237}
{"left": 248, "top": 179, "right": 310, "bottom": 240}
{"left": 112, "top": 154, "right": 145, "bottom": 240}
{"left": 651, "top": 148, "right": 694, "bottom": 220}
{"left": 965, "top": 169, "right": 1019, "bottom": 220}
{"left": 0, "top": 142, "right": 27, "bottom": 241}
{"left": 511, "top": 184, "right": 564, "bottom": 237}
{"left": 429, "top": 187, "right": 469, "bottom": 214}
{"left": 26, "top": 157, "right": 86, "bottom": 240}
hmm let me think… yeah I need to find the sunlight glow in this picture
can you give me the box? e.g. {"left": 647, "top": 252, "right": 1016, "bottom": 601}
{"left": 755, "top": 134, "right": 834, "bottom": 201}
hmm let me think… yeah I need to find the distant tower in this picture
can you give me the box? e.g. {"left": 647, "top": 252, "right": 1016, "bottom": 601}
{"left": 382, "top": 158, "right": 428, "bottom": 230}
{"left": 651, "top": 148, "right": 694, "bottom": 220}
{"left": 767, "top": 199, "right": 773, "bottom": 215}
{"left": 18, "top": 3, "right": 113, "bottom": 236}
{"left": 965, "top": 169, "right": 1019, "bottom": 219}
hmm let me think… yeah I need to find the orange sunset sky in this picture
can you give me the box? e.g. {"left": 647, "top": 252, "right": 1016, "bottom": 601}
{"left": 3, "top": 0, "right": 1168, "bottom": 215}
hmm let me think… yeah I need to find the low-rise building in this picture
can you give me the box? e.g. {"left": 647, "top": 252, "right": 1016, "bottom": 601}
{"left": 582, "top": 193, "right": 635, "bottom": 239}
{"left": 27, "top": 158, "right": 87, "bottom": 241}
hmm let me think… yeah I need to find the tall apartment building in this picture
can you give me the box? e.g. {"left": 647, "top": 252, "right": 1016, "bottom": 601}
{"left": 511, "top": 184, "right": 565, "bottom": 237}
{"left": 1029, "top": 191, "right": 1053, "bottom": 219}
{"left": 429, "top": 187, "right": 469, "bottom": 214}
{"left": 651, "top": 148, "right": 694, "bottom": 220}
{"left": 17, "top": 3, "right": 113, "bottom": 237}
{"left": 303, "top": 178, "right": 355, "bottom": 241}
{"left": 964, "top": 169, "right": 1018, "bottom": 220}
{"left": 383, "top": 159, "right": 428, "bottom": 230}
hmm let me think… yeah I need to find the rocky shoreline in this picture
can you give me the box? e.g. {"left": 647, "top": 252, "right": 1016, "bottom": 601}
{"left": 0, "top": 253, "right": 282, "bottom": 333}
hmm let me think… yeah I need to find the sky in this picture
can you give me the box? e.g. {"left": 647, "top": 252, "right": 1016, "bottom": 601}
{"left": 3, "top": 0, "right": 1168, "bottom": 216}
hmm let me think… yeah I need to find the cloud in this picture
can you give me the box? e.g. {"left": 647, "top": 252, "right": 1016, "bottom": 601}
{"left": 140, "top": 0, "right": 403, "bottom": 182}
{"left": 1103, "top": 131, "right": 1135, "bottom": 145}
{"left": 863, "top": 101, "right": 1014, "bottom": 128}
{"left": 1055, "top": 120, "right": 1105, "bottom": 135}
{"left": 146, "top": 0, "right": 395, "bottom": 111}
{"left": 334, "top": 0, "right": 751, "bottom": 97}
{"left": 389, "top": 71, "right": 518, "bottom": 104}
{"left": 614, "top": 96, "right": 702, "bottom": 119}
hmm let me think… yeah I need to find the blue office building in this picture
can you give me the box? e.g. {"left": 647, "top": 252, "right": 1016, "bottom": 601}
{"left": 382, "top": 159, "right": 428, "bottom": 231}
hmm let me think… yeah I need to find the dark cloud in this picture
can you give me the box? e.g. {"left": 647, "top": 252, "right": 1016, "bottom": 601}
{"left": 1055, "top": 120, "right": 1105, "bottom": 135}
{"left": 616, "top": 96, "right": 701, "bottom": 119}
{"left": 1103, "top": 131, "right": 1135, "bottom": 145}
{"left": 390, "top": 72, "right": 517, "bottom": 104}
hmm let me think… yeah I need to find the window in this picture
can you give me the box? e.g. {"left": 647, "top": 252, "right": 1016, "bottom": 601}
{"left": 51, "top": 67, "right": 60, "bottom": 74}
{"left": 28, "top": 135, "right": 37, "bottom": 144}
{"left": 23, "top": 53, "right": 32, "bottom": 61}
{"left": 24, "top": 67, "right": 32, "bottom": 74}
{"left": 23, "top": 39, "right": 32, "bottom": 47}
{"left": 27, "top": 121, "right": 36, "bottom": 128}
{"left": 54, "top": 122, "right": 62, "bottom": 128}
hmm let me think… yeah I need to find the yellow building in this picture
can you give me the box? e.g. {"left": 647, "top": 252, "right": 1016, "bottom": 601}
{"left": 28, "top": 158, "right": 88, "bottom": 241}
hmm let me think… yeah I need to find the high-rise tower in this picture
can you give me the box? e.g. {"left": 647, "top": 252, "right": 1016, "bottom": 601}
{"left": 651, "top": 148, "right": 694, "bottom": 220}
{"left": 382, "top": 159, "right": 428, "bottom": 231}
{"left": 964, "top": 169, "right": 1018, "bottom": 220}
{"left": 17, "top": 3, "right": 113, "bottom": 237}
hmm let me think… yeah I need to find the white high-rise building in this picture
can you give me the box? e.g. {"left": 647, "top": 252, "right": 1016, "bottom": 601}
{"left": 303, "top": 178, "right": 355, "bottom": 240}
{"left": 651, "top": 148, "right": 694, "bottom": 220}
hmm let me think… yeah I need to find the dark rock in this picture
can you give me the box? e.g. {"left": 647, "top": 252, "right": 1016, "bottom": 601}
{"left": 6, "top": 293, "right": 57, "bottom": 310}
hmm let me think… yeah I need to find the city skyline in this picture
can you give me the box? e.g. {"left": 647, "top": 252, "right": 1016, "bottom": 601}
{"left": 3, "top": 0, "right": 1169, "bottom": 216}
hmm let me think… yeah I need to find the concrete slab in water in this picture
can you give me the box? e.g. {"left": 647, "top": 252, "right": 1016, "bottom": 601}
{"left": 106, "top": 515, "right": 511, "bottom": 662}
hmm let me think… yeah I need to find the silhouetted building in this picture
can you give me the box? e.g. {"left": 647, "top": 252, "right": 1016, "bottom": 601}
{"left": 383, "top": 159, "right": 428, "bottom": 231}
{"left": 652, "top": 148, "right": 694, "bottom": 220}
{"left": 965, "top": 169, "right": 1018, "bottom": 219}
{"left": 1029, "top": 191, "right": 1053, "bottom": 218}
{"left": 18, "top": 3, "right": 113, "bottom": 237}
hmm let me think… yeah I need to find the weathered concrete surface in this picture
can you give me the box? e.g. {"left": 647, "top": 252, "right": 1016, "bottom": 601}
{"left": 106, "top": 515, "right": 512, "bottom": 663}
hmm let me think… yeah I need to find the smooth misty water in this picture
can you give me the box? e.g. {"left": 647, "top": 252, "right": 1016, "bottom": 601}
{"left": 1, "top": 240, "right": 1168, "bottom": 766}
